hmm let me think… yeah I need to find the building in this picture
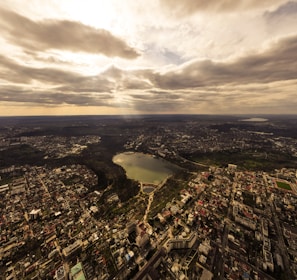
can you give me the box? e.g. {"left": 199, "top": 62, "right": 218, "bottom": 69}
{"left": 62, "top": 240, "right": 82, "bottom": 259}
{"left": 133, "top": 248, "right": 167, "bottom": 280}
{"left": 165, "top": 232, "right": 197, "bottom": 252}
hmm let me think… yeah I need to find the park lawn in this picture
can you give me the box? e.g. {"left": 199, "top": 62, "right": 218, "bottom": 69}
{"left": 276, "top": 181, "right": 292, "bottom": 191}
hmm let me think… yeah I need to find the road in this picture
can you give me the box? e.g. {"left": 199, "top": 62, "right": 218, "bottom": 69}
{"left": 142, "top": 191, "right": 154, "bottom": 234}
{"left": 216, "top": 182, "right": 235, "bottom": 280}
{"left": 176, "top": 154, "right": 209, "bottom": 168}
{"left": 270, "top": 201, "right": 293, "bottom": 279}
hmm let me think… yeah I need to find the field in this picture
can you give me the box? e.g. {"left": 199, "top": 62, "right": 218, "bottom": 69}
{"left": 276, "top": 181, "right": 292, "bottom": 191}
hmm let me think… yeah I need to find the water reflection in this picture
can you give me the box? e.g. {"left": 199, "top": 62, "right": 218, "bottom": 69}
{"left": 113, "top": 152, "right": 178, "bottom": 184}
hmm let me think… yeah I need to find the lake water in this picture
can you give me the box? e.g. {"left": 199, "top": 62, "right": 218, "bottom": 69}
{"left": 113, "top": 152, "right": 178, "bottom": 184}
{"left": 241, "top": 117, "right": 268, "bottom": 122}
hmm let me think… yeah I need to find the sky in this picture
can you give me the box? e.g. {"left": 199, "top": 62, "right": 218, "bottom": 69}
{"left": 0, "top": 0, "right": 297, "bottom": 116}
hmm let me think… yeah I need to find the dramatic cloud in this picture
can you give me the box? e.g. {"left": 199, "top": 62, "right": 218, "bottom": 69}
{"left": 0, "top": 55, "right": 84, "bottom": 84}
{"left": 160, "top": 0, "right": 286, "bottom": 16}
{"left": 0, "top": 1, "right": 296, "bottom": 115}
{"left": 152, "top": 35, "right": 297, "bottom": 89}
{"left": 265, "top": 1, "right": 297, "bottom": 19}
{"left": 0, "top": 54, "right": 118, "bottom": 94}
{"left": 0, "top": 8, "right": 139, "bottom": 59}
{"left": 264, "top": 1, "right": 297, "bottom": 34}
{"left": 100, "top": 66, "right": 153, "bottom": 90}
{"left": 0, "top": 85, "right": 111, "bottom": 106}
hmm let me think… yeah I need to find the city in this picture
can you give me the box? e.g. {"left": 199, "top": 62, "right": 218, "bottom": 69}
{"left": 0, "top": 115, "right": 296, "bottom": 280}
{"left": 1, "top": 1, "right": 297, "bottom": 279}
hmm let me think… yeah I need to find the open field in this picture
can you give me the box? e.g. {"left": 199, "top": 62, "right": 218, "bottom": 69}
{"left": 276, "top": 181, "right": 292, "bottom": 190}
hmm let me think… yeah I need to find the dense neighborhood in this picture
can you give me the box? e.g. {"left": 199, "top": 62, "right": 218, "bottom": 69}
{"left": 0, "top": 115, "right": 296, "bottom": 280}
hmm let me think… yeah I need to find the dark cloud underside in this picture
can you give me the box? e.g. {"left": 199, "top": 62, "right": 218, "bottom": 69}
{"left": 0, "top": 8, "right": 139, "bottom": 59}
{"left": 1, "top": 34, "right": 296, "bottom": 93}
{"left": 0, "top": 29, "right": 296, "bottom": 110}
{"left": 264, "top": 1, "right": 297, "bottom": 20}
{"left": 153, "top": 35, "right": 297, "bottom": 89}
{"left": 160, "top": 0, "right": 285, "bottom": 16}
{"left": 0, "top": 55, "right": 84, "bottom": 84}
{"left": 0, "top": 85, "right": 111, "bottom": 106}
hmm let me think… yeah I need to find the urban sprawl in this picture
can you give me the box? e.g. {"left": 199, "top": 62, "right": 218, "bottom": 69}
{"left": 0, "top": 117, "right": 297, "bottom": 280}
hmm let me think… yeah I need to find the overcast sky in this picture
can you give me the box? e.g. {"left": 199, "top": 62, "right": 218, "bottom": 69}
{"left": 1, "top": 0, "right": 297, "bottom": 116}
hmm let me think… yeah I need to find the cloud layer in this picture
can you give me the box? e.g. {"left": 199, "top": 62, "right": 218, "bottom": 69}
{"left": 0, "top": 8, "right": 139, "bottom": 59}
{"left": 0, "top": 1, "right": 296, "bottom": 115}
{"left": 153, "top": 35, "right": 297, "bottom": 89}
{"left": 160, "top": 0, "right": 286, "bottom": 16}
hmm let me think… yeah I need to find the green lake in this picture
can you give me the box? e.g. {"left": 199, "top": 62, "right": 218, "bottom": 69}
{"left": 113, "top": 152, "right": 178, "bottom": 184}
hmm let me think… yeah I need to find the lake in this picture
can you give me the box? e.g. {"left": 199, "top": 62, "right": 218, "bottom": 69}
{"left": 113, "top": 152, "right": 178, "bottom": 184}
{"left": 241, "top": 117, "right": 268, "bottom": 122}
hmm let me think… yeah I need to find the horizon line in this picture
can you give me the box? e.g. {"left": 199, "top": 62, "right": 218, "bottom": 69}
{"left": 0, "top": 113, "right": 297, "bottom": 118}
{"left": 0, "top": 113, "right": 297, "bottom": 119}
